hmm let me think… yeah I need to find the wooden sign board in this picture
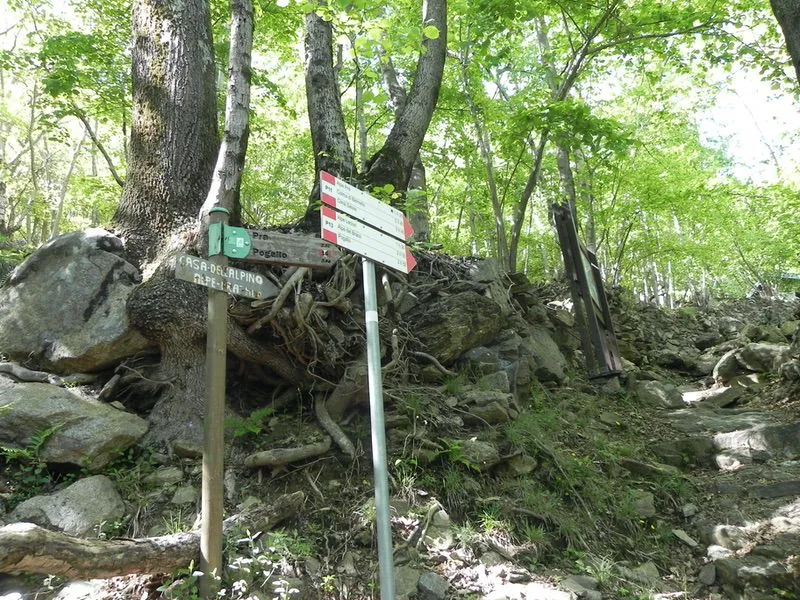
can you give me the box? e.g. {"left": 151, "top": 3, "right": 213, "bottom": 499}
{"left": 245, "top": 229, "right": 341, "bottom": 269}
{"left": 174, "top": 253, "right": 279, "bottom": 300}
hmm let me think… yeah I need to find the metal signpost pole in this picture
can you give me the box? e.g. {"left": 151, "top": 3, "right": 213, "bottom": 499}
{"left": 200, "top": 206, "right": 229, "bottom": 598}
{"left": 362, "top": 257, "right": 395, "bottom": 600}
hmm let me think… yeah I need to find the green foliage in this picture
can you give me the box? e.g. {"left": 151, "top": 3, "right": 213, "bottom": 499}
{"left": 0, "top": 423, "right": 65, "bottom": 507}
{"left": 225, "top": 406, "right": 275, "bottom": 440}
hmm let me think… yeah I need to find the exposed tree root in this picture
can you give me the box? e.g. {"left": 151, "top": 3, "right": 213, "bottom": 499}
{"left": 315, "top": 394, "right": 355, "bottom": 457}
{"left": 409, "top": 351, "right": 457, "bottom": 377}
{"left": 247, "top": 267, "right": 309, "bottom": 333}
{"left": 0, "top": 492, "right": 304, "bottom": 579}
{"left": 244, "top": 437, "right": 332, "bottom": 469}
{"left": 0, "top": 362, "right": 97, "bottom": 387}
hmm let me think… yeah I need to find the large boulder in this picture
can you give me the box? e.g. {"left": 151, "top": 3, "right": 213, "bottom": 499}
{"left": 0, "top": 383, "right": 149, "bottom": 470}
{"left": 736, "top": 343, "right": 791, "bottom": 373}
{"left": 518, "top": 326, "right": 567, "bottom": 383}
{"left": 410, "top": 292, "right": 504, "bottom": 366}
{"left": 8, "top": 475, "right": 125, "bottom": 537}
{"left": 635, "top": 380, "right": 684, "bottom": 409}
{"left": 0, "top": 229, "right": 153, "bottom": 373}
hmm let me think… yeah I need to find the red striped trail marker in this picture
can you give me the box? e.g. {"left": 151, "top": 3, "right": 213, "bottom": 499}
{"left": 320, "top": 171, "right": 414, "bottom": 242}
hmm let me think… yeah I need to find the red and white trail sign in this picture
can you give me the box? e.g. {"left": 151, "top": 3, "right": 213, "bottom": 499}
{"left": 320, "top": 171, "right": 413, "bottom": 241}
{"left": 321, "top": 206, "right": 416, "bottom": 274}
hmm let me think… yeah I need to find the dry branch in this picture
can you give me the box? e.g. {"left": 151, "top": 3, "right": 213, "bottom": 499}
{"left": 0, "top": 492, "right": 304, "bottom": 579}
{"left": 244, "top": 437, "right": 332, "bottom": 469}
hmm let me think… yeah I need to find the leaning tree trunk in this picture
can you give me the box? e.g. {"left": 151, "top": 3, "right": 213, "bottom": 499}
{"left": 365, "top": 0, "right": 447, "bottom": 192}
{"left": 112, "top": 0, "right": 218, "bottom": 268}
{"left": 380, "top": 55, "right": 431, "bottom": 241}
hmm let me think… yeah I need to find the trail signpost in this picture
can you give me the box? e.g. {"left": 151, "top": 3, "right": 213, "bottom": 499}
{"left": 176, "top": 212, "right": 344, "bottom": 599}
{"left": 319, "top": 171, "right": 417, "bottom": 600}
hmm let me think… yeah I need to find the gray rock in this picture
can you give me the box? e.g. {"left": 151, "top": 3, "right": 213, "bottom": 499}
{"left": 737, "top": 342, "right": 791, "bottom": 373}
{"left": 0, "top": 383, "right": 148, "bottom": 470}
{"left": 654, "top": 347, "right": 699, "bottom": 372}
{"left": 410, "top": 292, "right": 504, "bottom": 366}
{"left": 459, "top": 346, "right": 503, "bottom": 376}
{"left": 698, "top": 563, "right": 716, "bottom": 586}
{"left": 460, "top": 389, "right": 512, "bottom": 407}
{"left": 480, "top": 550, "right": 506, "bottom": 567}
{"left": 713, "top": 349, "right": 740, "bottom": 385}
{"left": 749, "top": 480, "right": 800, "bottom": 499}
{"left": 630, "top": 490, "right": 656, "bottom": 519}
{"left": 618, "top": 458, "right": 679, "bottom": 478}
{"left": 481, "top": 582, "right": 571, "bottom": 600}
{"left": 466, "top": 401, "right": 511, "bottom": 425}
{"left": 417, "top": 571, "right": 448, "bottom": 600}
{"left": 668, "top": 407, "right": 775, "bottom": 435}
{"left": 635, "top": 380, "right": 684, "bottom": 409}
{"left": 519, "top": 326, "right": 566, "bottom": 383}
{"left": 780, "top": 359, "right": 800, "bottom": 381}
{"left": 672, "top": 529, "right": 699, "bottom": 547}
{"left": 718, "top": 316, "right": 745, "bottom": 338}
{"left": 395, "top": 565, "right": 422, "bottom": 600}
{"left": 143, "top": 466, "right": 184, "bottom": 486}
{"left": 715, "top": 555, "right": 794, "bottom": 591}
{"left": 695, "top": 332, "right": 723, "bottom": 351}
{"left": 170, "top": 485, "right": 198, "bottom": 505}
{"left": 780, "top": 320, "right": 799, "bottom": 339}
{"left": 477, "top": 371, "right": 511, "bottom": 393}
{"left": 617, "top": 561, "right": 660, "bottom": 585}
{"left": 650, "top": 437, "right": 715, "bottom": 469}
{"left": 560, "top": 574, "right": 601, "bottom": 599}
{"left": 714, "top": 421, "right": 800, "bottom": 459}
{"left": 0, "top": 229, "right": 152, "bottom": 373}
{"left": 456, "top": 439, "right": 501, "bottom": 470}
{"left": 682, "top": 504, "right": 698, "bottom": 518}
{"left": 9, "top": 475, "right": 125, "bottom": 536}
{"left": 505, "top": 453, "right": 538, "bottom": 476}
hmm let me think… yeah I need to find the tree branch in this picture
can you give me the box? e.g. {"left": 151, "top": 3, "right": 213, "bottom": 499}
{"left": 74, "top": 109, "right": 125, "bottom": 188}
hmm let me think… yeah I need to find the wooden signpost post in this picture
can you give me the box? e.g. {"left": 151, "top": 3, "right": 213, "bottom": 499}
{"left": 319, "top": 171, "right": 417, "bottom": 600}
{"left": 173, "top": 214, "right": 343, "bottom": 599}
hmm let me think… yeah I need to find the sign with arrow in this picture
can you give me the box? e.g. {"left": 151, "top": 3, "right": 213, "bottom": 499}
{"left": 321, "top": 206, "right": 416, "bottom": 274}
{"left": 320, "top": 171, "right": 414, "bottom": 241}
{"left": 246, "top": 229, "right": 341, "bottom": 269}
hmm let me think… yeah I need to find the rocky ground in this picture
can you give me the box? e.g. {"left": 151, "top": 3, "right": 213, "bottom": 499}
{"left": 0, "top": 230, "right": 798, "bottom": 600}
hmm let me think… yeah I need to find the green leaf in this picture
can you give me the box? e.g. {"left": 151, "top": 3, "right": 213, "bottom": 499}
{"left": 422, "top": 25, "right": 440, "bottom": 40}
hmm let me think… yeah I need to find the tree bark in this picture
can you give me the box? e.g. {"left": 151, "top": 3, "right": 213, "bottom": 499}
{"left": 112, "top": 0, "right": 218, "bottom": 268}
{"left": 304, "top": 6, "right": 356, "bottom": 187}
{"left": 380, "top": 55, "right": 431, "bottom": 241}
{"left": 365, "top": 0, "right": 447, "bottom": 192}
{"left": 771, "top": 0, "right": 800, "bottom": 83}
{"left": 0, "top": 492, "right": 304, "bottom": 579}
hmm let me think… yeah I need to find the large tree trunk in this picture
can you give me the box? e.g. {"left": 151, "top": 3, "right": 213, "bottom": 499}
{"left": 302, "top": 5, "right": 356, "bottom": 226}
{"left": 109, "top": 0, "right": 302, "bottom": 451}
{"left": 771, "top": 0, "right": 800, "bottom": 83}
{"left": 112, "top": 0, "right": 218, "bottom": 268}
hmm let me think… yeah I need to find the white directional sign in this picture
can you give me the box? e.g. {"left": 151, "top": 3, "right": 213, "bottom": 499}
{"left": 320, "top": 171, "right": 413, "bottom": 241}
{"left": 174, "top": 253, "right": 279, "bottom": 300}
{"left": 321, "top": 206, "right": 416, "bottom": 274}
